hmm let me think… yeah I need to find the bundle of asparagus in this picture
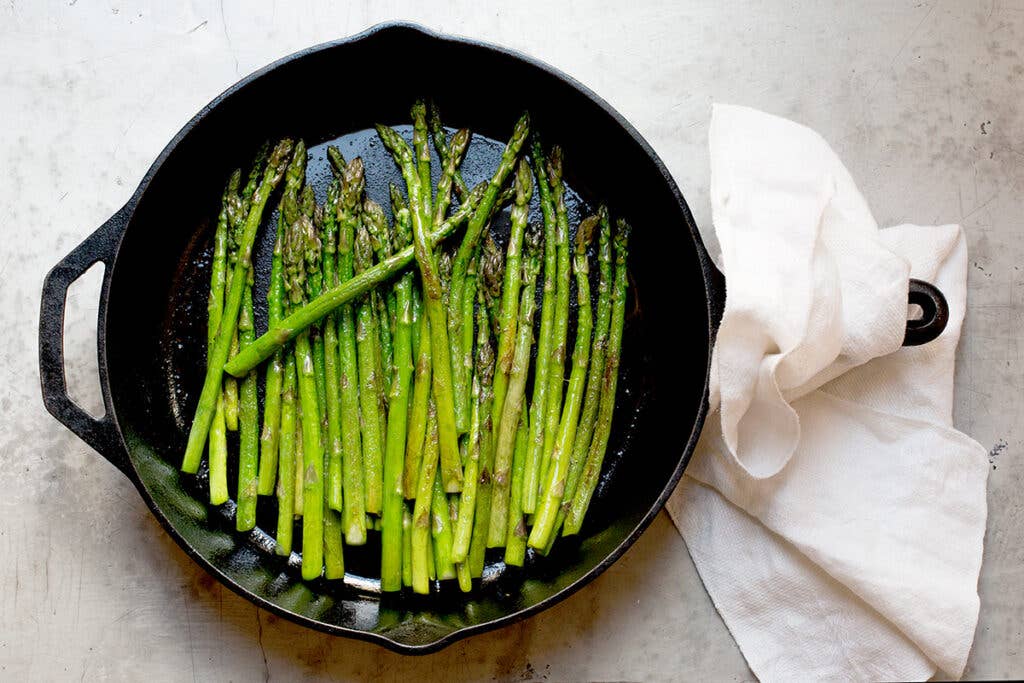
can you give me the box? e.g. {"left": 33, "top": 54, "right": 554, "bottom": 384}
{"left": 181, "top": 101, "right": 632, "bottom": 593}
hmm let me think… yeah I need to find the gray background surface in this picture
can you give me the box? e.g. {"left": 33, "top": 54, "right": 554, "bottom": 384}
{"left": 2, "top": 1, "right": 1020, "bottom": 680}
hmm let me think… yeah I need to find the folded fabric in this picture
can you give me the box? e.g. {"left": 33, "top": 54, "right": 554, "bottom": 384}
{"left": 666, "top": 104, "right": 988, "bottom": 681}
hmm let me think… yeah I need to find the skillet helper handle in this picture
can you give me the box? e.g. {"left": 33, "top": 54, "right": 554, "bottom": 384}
{"left": 903, "top": 279, "right": 949, "bottom": 347}
{"left": 39, "top": 204, "right": 131, "bottom": 474}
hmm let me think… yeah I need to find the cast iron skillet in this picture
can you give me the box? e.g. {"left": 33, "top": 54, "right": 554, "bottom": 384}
{"left": 38, "top": 22, "right": 949, "bottom": 653}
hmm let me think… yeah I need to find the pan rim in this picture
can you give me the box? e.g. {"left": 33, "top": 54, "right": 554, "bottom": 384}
{"left": 102, "top": 20, "right": 716, "bottom": 654}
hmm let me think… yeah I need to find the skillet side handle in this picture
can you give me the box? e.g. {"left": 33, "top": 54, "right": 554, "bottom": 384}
{"left": 39, "top": 204, "right": 131, "bottom": 475}
{"left": 903, "top": 279, "right": 949, "bottom": 347}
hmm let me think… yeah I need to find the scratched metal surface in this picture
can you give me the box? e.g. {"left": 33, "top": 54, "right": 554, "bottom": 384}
{"left": 3, "top": 1, "right": 1022, "bottom": 680}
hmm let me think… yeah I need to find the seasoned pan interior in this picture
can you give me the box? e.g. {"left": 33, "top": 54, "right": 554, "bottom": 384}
{"left": 104, "top": 25, "right": 711, "bottom": 651}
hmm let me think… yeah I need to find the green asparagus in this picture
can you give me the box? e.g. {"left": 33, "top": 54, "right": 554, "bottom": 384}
{"left": 564, "top": 220, "right": 631, "bottom": 535}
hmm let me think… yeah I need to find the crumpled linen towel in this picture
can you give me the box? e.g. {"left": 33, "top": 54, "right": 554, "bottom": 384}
{"left": 666, "top": 104, "right": 988, "bottom": 681}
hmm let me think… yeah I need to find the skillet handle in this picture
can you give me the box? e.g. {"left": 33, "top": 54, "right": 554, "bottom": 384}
{"left": 903, "top": 279, "right": 949, "bottom": 347}
{"left": 39, "top": 204, "right": 131, "bottom": 475}
{"left": 706, "top": 268, "right": 949, "bottom": 347}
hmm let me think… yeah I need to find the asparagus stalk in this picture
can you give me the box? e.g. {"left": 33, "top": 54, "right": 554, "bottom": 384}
{"left": 181, "top": 138, "right": 294, "bottom": 474}
{"left": 274, "top": 352, "right": 298, "bottom": 555}
{"left": 411, "top": 101, "right": 433, "bottom": 233}
{"left": 223, "top": 336, "right": 239, "bottom": 431}
{"left": 236, "top": 284, "right": 259, "bottom": 531}
{"left": 224, "top": 182, "right": 485, "bottom": 377}
{"left": 433, "top": 128, "right": 471, "bottom": 229}
{"left": 381, "top": 200, "right": 415, "bottom": 592}
{"left": 336, "top": 158, "right": 367, "bottom": 544}
{"left": 208, "top": 176, "right": 233, "bottom": 351}
{"left": 323, "top": 495, "right": 345, "bottom": 580}
{"left": 283, "top": 189, "right": 326, "bottom": 581}
{"left": 539, "top": 147, "right": 572, "bottom": 494}
{"left": 448, "top": 113, "right": 530, "bottom": 440}
{"left": 355, "top": 214, "right": 385, "bottom": 515}
{"left": 224, "top": 147, "right": 266, "bottom": 433}
{"left": 293, "top": 403, "right": 304, "bottom": 516}
{"left": 257, "top": 212, "right": 286, "bottom": 496}
{"left": 402, "top": 506, "right": 414, "bottom": 588}
{"left": 487, "top": 225, "right": 542, "bottom": 547}
{"left": 207, "top": 174, "right": 235, "bottom": 504}
{"left": 452, "top": 289, "right": 494, "bottom": 562}
{"left": 232, "top": 147, "right": 274, "bottom": 525}
{"left": 480, "top": 236, "right": 505, "bottom": 349}
{"left": 363, "top": 198, "right": 394, "bottom": 401}
{"left": 208, "top": 399, "right": 229, "bottom": 505}
{"left": 522, "top": 138, "right": 559, "bottom": 513}
{"left": 302, "top": 187, "right": 328, "bottom": 422}
{"left": 301, "top": 189, "right": 346, "bottom": 578}
{"left": 504, "top": 406, "right": 530, "bottom": 565}
{"left": 431, "top": 474, "right": 457, "bottom": 581}
{"left": 564, "top": 220, "right": 631, "bottom": 535}
{"left": 490, "top": 159, "right": 533, "bottom": 447}
{"left": 530, "top": 215, "right": 596, "bottom": 548}
{"left": 376, "top": 122, "right": 462, "bottom": 494}
{"left": 319, "top": 176, "right": 344, "bottom": 510}
{"left": 544, "top": 206, "right": 614, "bottom": 551}
{"left": 428, "top": 102, "right": 469, "bottom": 200}
{"left": 404, "top": 304, "right": 431, "bottom": 498}
{"left": 411, "top": 402, "right": 440, "bottom": 594}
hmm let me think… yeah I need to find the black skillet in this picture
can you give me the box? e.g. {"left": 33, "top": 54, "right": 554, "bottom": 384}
{"left": 38, "top": 22, "right": 949, "bottom": 653}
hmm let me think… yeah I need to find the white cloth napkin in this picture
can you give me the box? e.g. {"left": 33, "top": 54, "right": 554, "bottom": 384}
{"left": 666, "top": 104, "right": 989, "bottom": 681}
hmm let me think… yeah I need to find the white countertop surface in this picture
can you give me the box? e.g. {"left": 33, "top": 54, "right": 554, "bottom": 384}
{"left": 3, "top": 1, "right": 1021, "bottom": 679}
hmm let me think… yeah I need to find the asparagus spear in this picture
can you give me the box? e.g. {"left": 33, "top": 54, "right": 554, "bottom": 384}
{"left": 224, "top": 182, "right": 485, "bottom": 377}
{"left": 293, "top": 403, "right": 304, "bottom": 516}
{"left": 207, "top": 174, "right": 235, "bottom": 504}
{"left": 452, "top": 289, "right": 494, "bottom": 562}
{"left": 208, "top": 399, "right": 229, "bottom": 505}
{"left": 411, "top": 402, "right": 440, "bottom": 594}
{"left": 236, "top": 284, "right": 259, "bottom": 531}
{"left": 181, "top": 138, "right": 294, "bottom": 474}
{"left": 487, "top": 225, "right": 542, "bottom": 547}
{"left": 564, "top": 220, "right": 631, "bottom": 535}
{"left": 257, "top": 212, "right": 287, "bottom": 496}
{"left": 411, "top": 101, "right": 433, "bottom": 232}
{"left": 522, "top": 138, "right": 559, "bottom": 513}
{"left": 433, "top": 128, "right": 471, "bottom": 229}
{"left": 448, "top": 113, "right": 530, "bottom": 439}
{"left": 381, "top": 198, "right": 415, "bottom": 592}
{"left": 336, "top": 158, "right": 367, "bottom": 544}
{"left": 221, "top": 174, "right": 244, "bottom": 435}
{"left": 363, "top": 198, "right": 394, "bottom": 400}
{"left": 274, "top": 352, "right": 298, "bottom": 555}
{"left": 224, "top": 147, "right": 267, "bottom": 433}
{"left": 223, "top": 336, "right": 239, "bottom": 431}
{"left": 490, "top": 159, "right": 533, "bottom": 448}
{"left": 302, "top": 187, "right": 328, "bottom": 423}
{"left": 431, "top": 473, "right": 457, "bottom": 581}
{"left": 355, "top": 214, "right": 385, "bottom": 515}
{"left": 208, "top": 176, "right": 233, "bottom": 352}
{"left": 544, "top": 206, "right": 614, "bottom": 551}
{"left": 504, "top": 407, "right": 530, "bottom": 565}
{"left": 323, "top": 494, "right": 345, "bottom": 580}
{"left": 283, "top": 188, "right": 326, "bottom": 581}
{"left": 404, "top": 303, "right": 431, "bottom": 498}
{"left": 480, "top": 236, "right": 505, "bottom": 348}
{"left": 402, "top": 506, "right": 414, "bottom": 588}
{"left": 428, "top": 102, "right": 469, "bottom": 200}
{"left": 301, "top": 189, "right": 346, "bottom": 577}
{"left": 530, "top": 215, "right": 597, "bottom": 548}
{"left": 539, "top": 147, "right": 572, "bottom": 495}
{"left": 319, "top": 176, "right": 344, "bottom": 510}
{"left": 376, "top": 122, "right": 462, "bottom": 494}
